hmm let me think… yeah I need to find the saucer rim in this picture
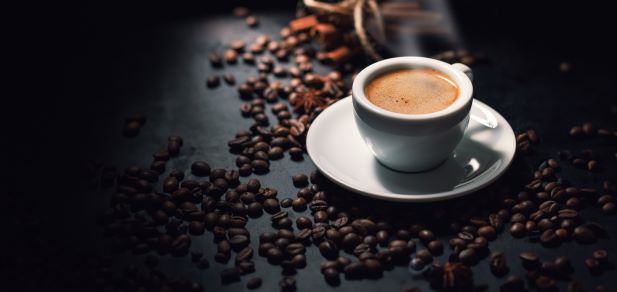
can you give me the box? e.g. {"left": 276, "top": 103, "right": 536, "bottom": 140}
{"left": 306, "top": 97, "right": 516, "bottom": 202}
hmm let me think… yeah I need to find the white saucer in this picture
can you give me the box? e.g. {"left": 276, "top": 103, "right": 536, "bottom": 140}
{"left": 306, "top": 97, "right": 516, "bottom": 202}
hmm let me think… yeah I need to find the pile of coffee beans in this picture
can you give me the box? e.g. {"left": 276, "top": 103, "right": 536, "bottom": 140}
{"left": 89, "top": 7, "right": 617, "bottom": 292}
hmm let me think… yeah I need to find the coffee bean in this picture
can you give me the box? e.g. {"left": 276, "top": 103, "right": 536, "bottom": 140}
{"left": 292, "top": 197, "right": 307, "bottom": 211}
{"left": 236, "top": 246, "right": 254, "bottom": 264}
{"left": 416, "top": 249, "right": 432, "bottom": 263}
{"left": 191, "top": 161, "right": 210, "bottom": 176}
{"left": 279, "top": 277, "right": 296, "bottom": 292}
{"left": 519, "top": 252, "right": 540, "bottom": 270}
{"left": 477, "top": 225, "right": 496, "bottom": 240}
{"left": 427, "top": 240, "right": 443, "bottom": 255}
{"left": 267, "top": 247, "right": 284, "bottom": 264}
{"left": 409, "top": 257, "right": 425, "bottom": 271}
{"left": 163, "top": 177, "right": 179, "bottom": 193}
{"left": 535, "top": 276, "right": 556, "bottom": 291}
{"left": 247, "top": 202, "right": 263, "bottom": 217}
{"left": 490, "top": 252, "right": 508, "bottom": 276}
{"left": 458, "top": 248, "right": 477, "bottom": 265}
{"left": 344, "top": 262, "right": 365, "bottom": 279}
{"left": 251, "top": 160, "right": 269, "bottom": 174}
{"left": 510, "top": 222, "right": 526, "bottom": 237}
{"left": 540, "top": 229, "right": 560, "bottom": 246}
{"left": 206, "top": 76, "right": 220, "bottom": 88}
{"left": 570, "top": 126, "right": 583, "bottom": 137}
{"left": 229, "top": 235, "right": 250, "bottom": 251}
{"left": 247, "top": 277, "right": 262, "bottom": 289}
{"left": 500, "top": 275, "right": 524, "bottom": 292}
{"left": 363, "top": 259, "right": 382, "bottom": 278}
{"left": 418, "top": 229, "right": 435, "bottom": 242}
{"left": 573, "top": 226, "right": 596, "bottom": 244}
{"left": 586, "top": 258, "right": 602, "bottom": 274}
{"left": 289, "top": 147, "right": 303, "bottom": 159}
{"left": 588, "top": 160, "right": 599, "bottom": 171}
{"left": 296, "top": 216, "right": 312, "bottom": 229}
{"left": 592, "top": 249, "right": 608, "bottom": 264}
{"left": 208, "top": 52, "right": 223, "bottom": 67}
{"left": 188, "top": 221, "right": 205, "bottom": 235}
{"left": 342, "top": 233, "right": 362, "bottom": 250}
{"left": 263, "top": 198, "right": 280, "bottom": 214}
{"left": 554, "top": 256, "right": 571, "bottom": 272}
{"left": 323, "top": 268, "right": 340, "bottom": 284}
{"left": 280, "top": 198, "right": 293, "bottom": 208}
{"left": 319, "top": 240, "right": 339, "bottom": 258}
{"left": 170, "top": 234, "right": 191, "bottom": 256}
{"left": 221, "top": 267, "right": 241, "bottom": 283}
{"left": 292, "top": 174, "right": 308, "bottom": 187}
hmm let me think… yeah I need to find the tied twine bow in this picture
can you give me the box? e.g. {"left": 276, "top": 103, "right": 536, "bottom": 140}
{"left": 304, "top": 0, "right": 385, "bottom": 61}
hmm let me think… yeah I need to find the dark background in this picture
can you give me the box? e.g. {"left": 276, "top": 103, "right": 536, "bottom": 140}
{"left": 5, "top": 0, "right": 617, "bottom": 291}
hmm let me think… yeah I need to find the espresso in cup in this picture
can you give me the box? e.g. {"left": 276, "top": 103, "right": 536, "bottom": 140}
{"left": 365, "top": 68, "right": 459, "bottom": 114}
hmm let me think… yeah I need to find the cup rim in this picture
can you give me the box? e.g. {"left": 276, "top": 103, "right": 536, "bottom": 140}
{"left": 352, "top": 56, "right": 473, "bottom": 122}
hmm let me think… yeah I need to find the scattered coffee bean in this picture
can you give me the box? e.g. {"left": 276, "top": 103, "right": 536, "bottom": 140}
{"left": 247, "top": 277, "right": 262, "bottom": 289}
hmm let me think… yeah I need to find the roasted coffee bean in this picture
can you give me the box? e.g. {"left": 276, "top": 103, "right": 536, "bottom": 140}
{"left": 285, "top": 243, "right": 305, "bottom": 256}
{"left": 280, "top": 198, "right": 293, "bottom": 208}
{"left": 344, "top": 262, "right": 365, "bottom": 279}
{"left": 323, "top": 268, "right": 340, "bottom": 283}
{"left": 415, "top": 238, "right": 438, "bottom": 256}
{"left": 229, "top": 235, "right": 250, "bottom": 251}
{"left": 292, "top": 174, "right": 308, "bottom": 187}
{"left": 477, "top": 225, "right": 496, "bottom": 240}
{"left": 268, "top": 147, "right": 284, "bottom": 160}
{"left": 319, "top": 240, "right": 339, "bottom": 258}
{"left": 363, "top": 259, "right": 383, "bottom": 278}
{"left": 292, "top": 197, "right": 307, "bottom": 211}
{"left": 170, "top": 234, "right": 191, "bottom": 256}
{"left": 459, "top": 248, "right": 477, "bottom": 265}
{"left": 297, "top": 228, "right": 312, "bottom": 241}
{"left": 573, "top": 226, "right": 596, "bottom": 244}
{"left": 500, "top": 275, "right": 525, "bottom": 292}
{"left": 191, "top": 161, "right": 210, "bottom": 176}
{"left": 314, "top": 210, "right": 329, "bottom": 222}
{"left": 535, "top": 276, "right": 556, "bottom": 291}
{"left": 247, "top": 277, "right": 262, "bottom": 289}
{"left": 416, "top": 249, "right": 432, "bottom": 263}
{"left": 341, "top": 233, "right": 362, "bottom": 250}
{"left": 208, "top": 52, "right": 223, "bottom": 67}
{"left": 409, "top": 257, "right": 425, "bottom": 271}
{"left": 586, "top": 258, "right": 602, "bottom": 274}
{"left": 263, "top": 198, "right": 280, "bottom": 214}
{"left": 418, "top": 229, "right": 435, "bottom": 243}
{"left": 221, "top": 267, "right": 241, "bottom": 283}
{"left": 490, "top": 252, "right": 508, "bottom": 276}
{"left": 519, "top": 252, "right": 540, "bottom": 270}
{"left": 540, "top": 229, "right": 560, "bottom": 246}
{"left": 266, "top": 247, "right": 284, "bottom": 264}
{"left": 289, "top": 147, "right": 303, "bottom": 159}
{"left": 312, "top": 226, "right": 327, "bottom": 241}
{"left": 554, "top": 256, "right": 571, "bottom": 271}
{"left": 326, "top": 229, "right": 342, "bottom": 243}
{"left": 188, "top": 221, "right": 205, "bottom": 235}
{"left": 163, "top": 177, "right": 179, "bottom": 193}
{"left": 251, "top": 160, "right": 269, "bottom": 174}
{"left": 247, "top": 202, "right": 263, "bottom": 217}
{"left": 279, "top": 277, "right": 296, "bottom": 292}
{"left": 296, "top": 216, "right": 312, "bottom": 229}
{"left": 351, "top": 219, "right": 377, "bottom": 236}
{"left": 235, "top": 246, "right": 254, "bottom": 264}
{"left": 206, "top": 76, "right": 220, "bottom": 88}
{"left": 215, "top": 252, "right": 231, "bottom": 263}
{"left": 510, "top": 222, "right": 526, "bottom": 237}
{"left": 592, "top": 249, "right": 608, "bottom": 264}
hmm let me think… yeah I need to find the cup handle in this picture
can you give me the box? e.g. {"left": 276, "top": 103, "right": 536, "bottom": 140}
{"left": 452, "top": 63, "right": 473, "bottom": 81}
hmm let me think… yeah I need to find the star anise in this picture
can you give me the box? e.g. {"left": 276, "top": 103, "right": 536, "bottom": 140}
{"left": 291, "top": 89, "right": 330, "bottom": 114}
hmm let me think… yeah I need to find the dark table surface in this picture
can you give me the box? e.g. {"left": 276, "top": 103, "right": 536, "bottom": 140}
{"left": 7, "top": 0, "right": 617, "bottom": 291}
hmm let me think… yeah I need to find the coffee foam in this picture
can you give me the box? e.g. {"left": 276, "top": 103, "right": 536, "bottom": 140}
{"left": 365, "top": 68, "right": 459, "bottom": 114}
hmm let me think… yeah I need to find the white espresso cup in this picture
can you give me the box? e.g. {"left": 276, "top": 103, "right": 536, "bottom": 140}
{"left": 352, "top": 57, "right": 473, "bottom": 172}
